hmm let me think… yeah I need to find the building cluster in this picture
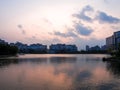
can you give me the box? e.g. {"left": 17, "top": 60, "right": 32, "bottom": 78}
{"left": 86, "top": 45, "right": 106, "bottom": 51}
{"left": 0, "top": 39, "right": 78, "bottom": 54}
{"left": 49, "top": 44, "right": 78, "bottom": 53}
{"left": 14, "top": 43, "right": 78, "bottom": 54}
{"left": 106, "top": 31, "right": 120, "bottom": 51}
{"left": 10, "top": 42, "right": 47, "bottom": 54}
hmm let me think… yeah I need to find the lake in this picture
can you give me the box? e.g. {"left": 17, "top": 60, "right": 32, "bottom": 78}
{"left": 0, "top": 54, "right": 120, "bottom": 90}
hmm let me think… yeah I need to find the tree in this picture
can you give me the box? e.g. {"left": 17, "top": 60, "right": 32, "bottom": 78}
{"left": 0, "top": 44, "right": 18, "bottom": 55}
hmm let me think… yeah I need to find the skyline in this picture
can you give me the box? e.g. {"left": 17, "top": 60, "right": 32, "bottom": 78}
{"left": 0, "top": 0, "right": 120, "bottom": 49}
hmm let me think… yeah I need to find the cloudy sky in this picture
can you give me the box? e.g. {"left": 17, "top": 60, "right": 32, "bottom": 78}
{"left": 0, "top": 0, "right": 120, "bottom": 49}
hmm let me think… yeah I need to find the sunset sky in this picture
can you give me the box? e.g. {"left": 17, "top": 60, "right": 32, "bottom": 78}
{"left": 0, "top": 0, "right": 120, "bottom": 49}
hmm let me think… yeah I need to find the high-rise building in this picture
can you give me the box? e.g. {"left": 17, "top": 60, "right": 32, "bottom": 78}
{"left": 106, "top": 31, "right": 120, "bottom": 51}
{"left": 114, "top": 31, "right": 120, "bottom": 50}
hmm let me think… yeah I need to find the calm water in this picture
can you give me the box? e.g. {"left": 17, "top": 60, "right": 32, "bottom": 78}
{"left": 0, "top": 54, "right": 120, "bottom": 90}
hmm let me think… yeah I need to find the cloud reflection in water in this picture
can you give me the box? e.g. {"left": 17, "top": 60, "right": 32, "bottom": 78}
{"left": 0, "top": 54, "right": 120, "bottom": 90}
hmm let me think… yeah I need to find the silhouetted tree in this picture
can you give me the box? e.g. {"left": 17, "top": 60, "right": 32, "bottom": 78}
{"left": 0, "top": 44, "right": 18, "bottom": 55}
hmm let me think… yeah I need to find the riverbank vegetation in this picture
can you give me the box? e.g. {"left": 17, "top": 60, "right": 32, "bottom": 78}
{"left": 0, "top": 43, "right": 18, "bottom": 55}
{"left": 103, "top": 44, "right": 120, "bottom": 61}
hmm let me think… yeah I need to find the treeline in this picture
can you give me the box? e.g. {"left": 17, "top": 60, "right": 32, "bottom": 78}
{"left": 108, "top": 43, "right": 120, "bottom": 57}
{"left": 78, "top": 50, "right": 107, "bottom": 54}
{"left": 0, "top": 43, "right": 18, "bottom": 55}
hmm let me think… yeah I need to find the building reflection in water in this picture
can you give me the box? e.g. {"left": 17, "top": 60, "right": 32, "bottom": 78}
{"left": 0, "top": 56, "right": 76, "bottom": 67}
{"left": 49, "top": 57, "right": 77, "bottom": 64}
{"left": 0, "top": 58, "right": 48, "bottom": 67}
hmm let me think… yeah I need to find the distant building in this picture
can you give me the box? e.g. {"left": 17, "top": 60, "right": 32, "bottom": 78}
{"left": 85, "top": 45, "right": 106, "bottom": 52}
{"left": 114, "top": 31, "right": 120, "bottom": 50}
{"left": 49, "top": 44, "right": 78, "bottom": 54}
{"left": 14, "top": 42, "right": 28, "bottom": 53}
{"left": 90, "top": 45, "right": 101, "bottom": 51}
{"left": 86, "top": 45, "right": 90, "bottom": 51}
{"left": 106, "top": 35, "right": 115, "bottom": 50}
{"left": 106, "top": 31, "right": 120, "bottom": 51}
{"left": 101, "top": 45, "right": 107, "bottom": 51}
{"left": 28, "top": 44, "right": 47, "bottom": 53}
{"left": 14, "top": 42, "right": 47, "bottom": 53}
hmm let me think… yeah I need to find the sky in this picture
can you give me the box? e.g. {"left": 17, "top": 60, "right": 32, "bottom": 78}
{"left": 0, "top": 0, "right": 120, "bottom": 50}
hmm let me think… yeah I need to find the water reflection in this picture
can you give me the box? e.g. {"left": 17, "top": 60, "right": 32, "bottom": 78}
{"left": 105, "top": 60, "right": 120, "bottom": 77}
{"left": 50, "top": 57, "right": 76, "bottom": 64}
{"left": 0, "top": 54, "right": 120, "bottom": 90}
{"left": 0, "top": 59, "right": 18, "bottom": 68}
{"left": 0, "top": 56, "right": 77, "bottom": 67}
{"left": 0, "top": 58, "right": 48, "bottom": 67}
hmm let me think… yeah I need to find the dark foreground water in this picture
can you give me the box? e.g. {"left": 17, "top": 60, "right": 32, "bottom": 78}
{"left": 0, "top": 54, "right": 120, "bottom": 90}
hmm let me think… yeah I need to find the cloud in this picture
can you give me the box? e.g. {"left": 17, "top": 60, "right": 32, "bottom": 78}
{"left": 103, "top": 0, "right": 109, "bottom": 3}
{"left": 74, "top": 23, "right": 93, "bottom": 36}
{"left": 53, "top": 30, "right": 77, "bottom": 38}
{"left": 51, "top": 38, "right": 61, "bottom": 43}
{"left": 96, "top": 11, "right": 120, "bottom": 24}
{"left": 72, "top": 5, "right": 94, "bottom": 22}
{"left": 73, "top": 5, "right": 120, "bottom": 24}
{"left": 43, "top": 18, "right": 53, "bottom": 25}
{"left": 17, "top": 24, "right": 26, "bottom": 34}
{"left": 32, "top": 36, "right": 36, "bottom": 39}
